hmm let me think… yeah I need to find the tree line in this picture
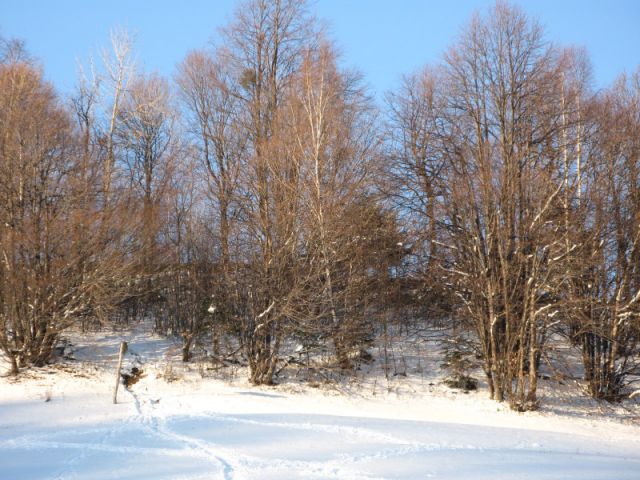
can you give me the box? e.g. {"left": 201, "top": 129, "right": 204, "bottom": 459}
{"left": 1, "top": 0, "right": 638, "bottom": 410}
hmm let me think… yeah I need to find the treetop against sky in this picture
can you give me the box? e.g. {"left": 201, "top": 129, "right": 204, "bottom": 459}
{"left": 2, "top": 0, "right": 639, "bottom": 97}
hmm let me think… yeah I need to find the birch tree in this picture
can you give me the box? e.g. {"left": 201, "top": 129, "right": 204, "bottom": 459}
{"left": 286, "top": 43, "right": 392, "bottom": 367}
{"left": 101, "top": 28, "right": 136, "bottom": 202}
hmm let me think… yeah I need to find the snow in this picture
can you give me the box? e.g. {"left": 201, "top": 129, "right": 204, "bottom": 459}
{"left": 1, "top": 325, "right": 640, "bottom": 479}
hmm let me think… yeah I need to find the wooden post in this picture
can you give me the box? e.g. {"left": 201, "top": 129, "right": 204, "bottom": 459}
{"left": 113, "top": 341, "right": 128, "bottom": 404}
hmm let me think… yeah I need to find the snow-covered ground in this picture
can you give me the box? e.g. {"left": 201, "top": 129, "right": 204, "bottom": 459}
{"left": 1, "top": 324, "right": 639, "bottom": 479}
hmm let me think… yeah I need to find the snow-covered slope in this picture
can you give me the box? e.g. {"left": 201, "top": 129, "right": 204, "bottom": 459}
{"left": 1, "top": 325, "right": 639, "bottom": 480}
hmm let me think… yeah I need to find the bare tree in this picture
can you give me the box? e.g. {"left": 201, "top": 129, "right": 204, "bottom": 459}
{"left": 388, "top": 3, "right": 590, "bottom": 409}
{"left": 442, "top": 4, "right": 582, "bottom": 409}
{"left": 176, "top": 50, "right": 245, "bottom": 356}
{"left": 385, "top": 67, "right": 452, "bottom": 325}
{"left": 569, "top": 69, "right": 640, "bottom": 400}
{"left": 218, "top": 0, "right": 318, "bottom": 384}
{"left": 116, "top": 73, "right": 175, "bottom": 273}
{"left": 161, "top": 154, "right": 213, "bottom": 362}
{"left": 284, "top": 43, "right": 393, "bottom": 367}
{"left": 100, "top": 28, "right": 136, "bottom": 202}
{"left": 0, "top": 50, "right": 139, "bottom": 373}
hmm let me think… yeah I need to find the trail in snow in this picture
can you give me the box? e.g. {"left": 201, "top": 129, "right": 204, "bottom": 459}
{"left": 127, "top": 384, "right": 235, "bottom": 479}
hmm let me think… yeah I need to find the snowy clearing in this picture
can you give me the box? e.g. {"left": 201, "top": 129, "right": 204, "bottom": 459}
{"left": 1, "top": 326, "right": 639, "bottom": 480}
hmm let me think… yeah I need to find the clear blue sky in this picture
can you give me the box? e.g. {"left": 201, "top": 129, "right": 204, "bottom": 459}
{"left": 2, "top": 0, "right": 639, "bottom": 98}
